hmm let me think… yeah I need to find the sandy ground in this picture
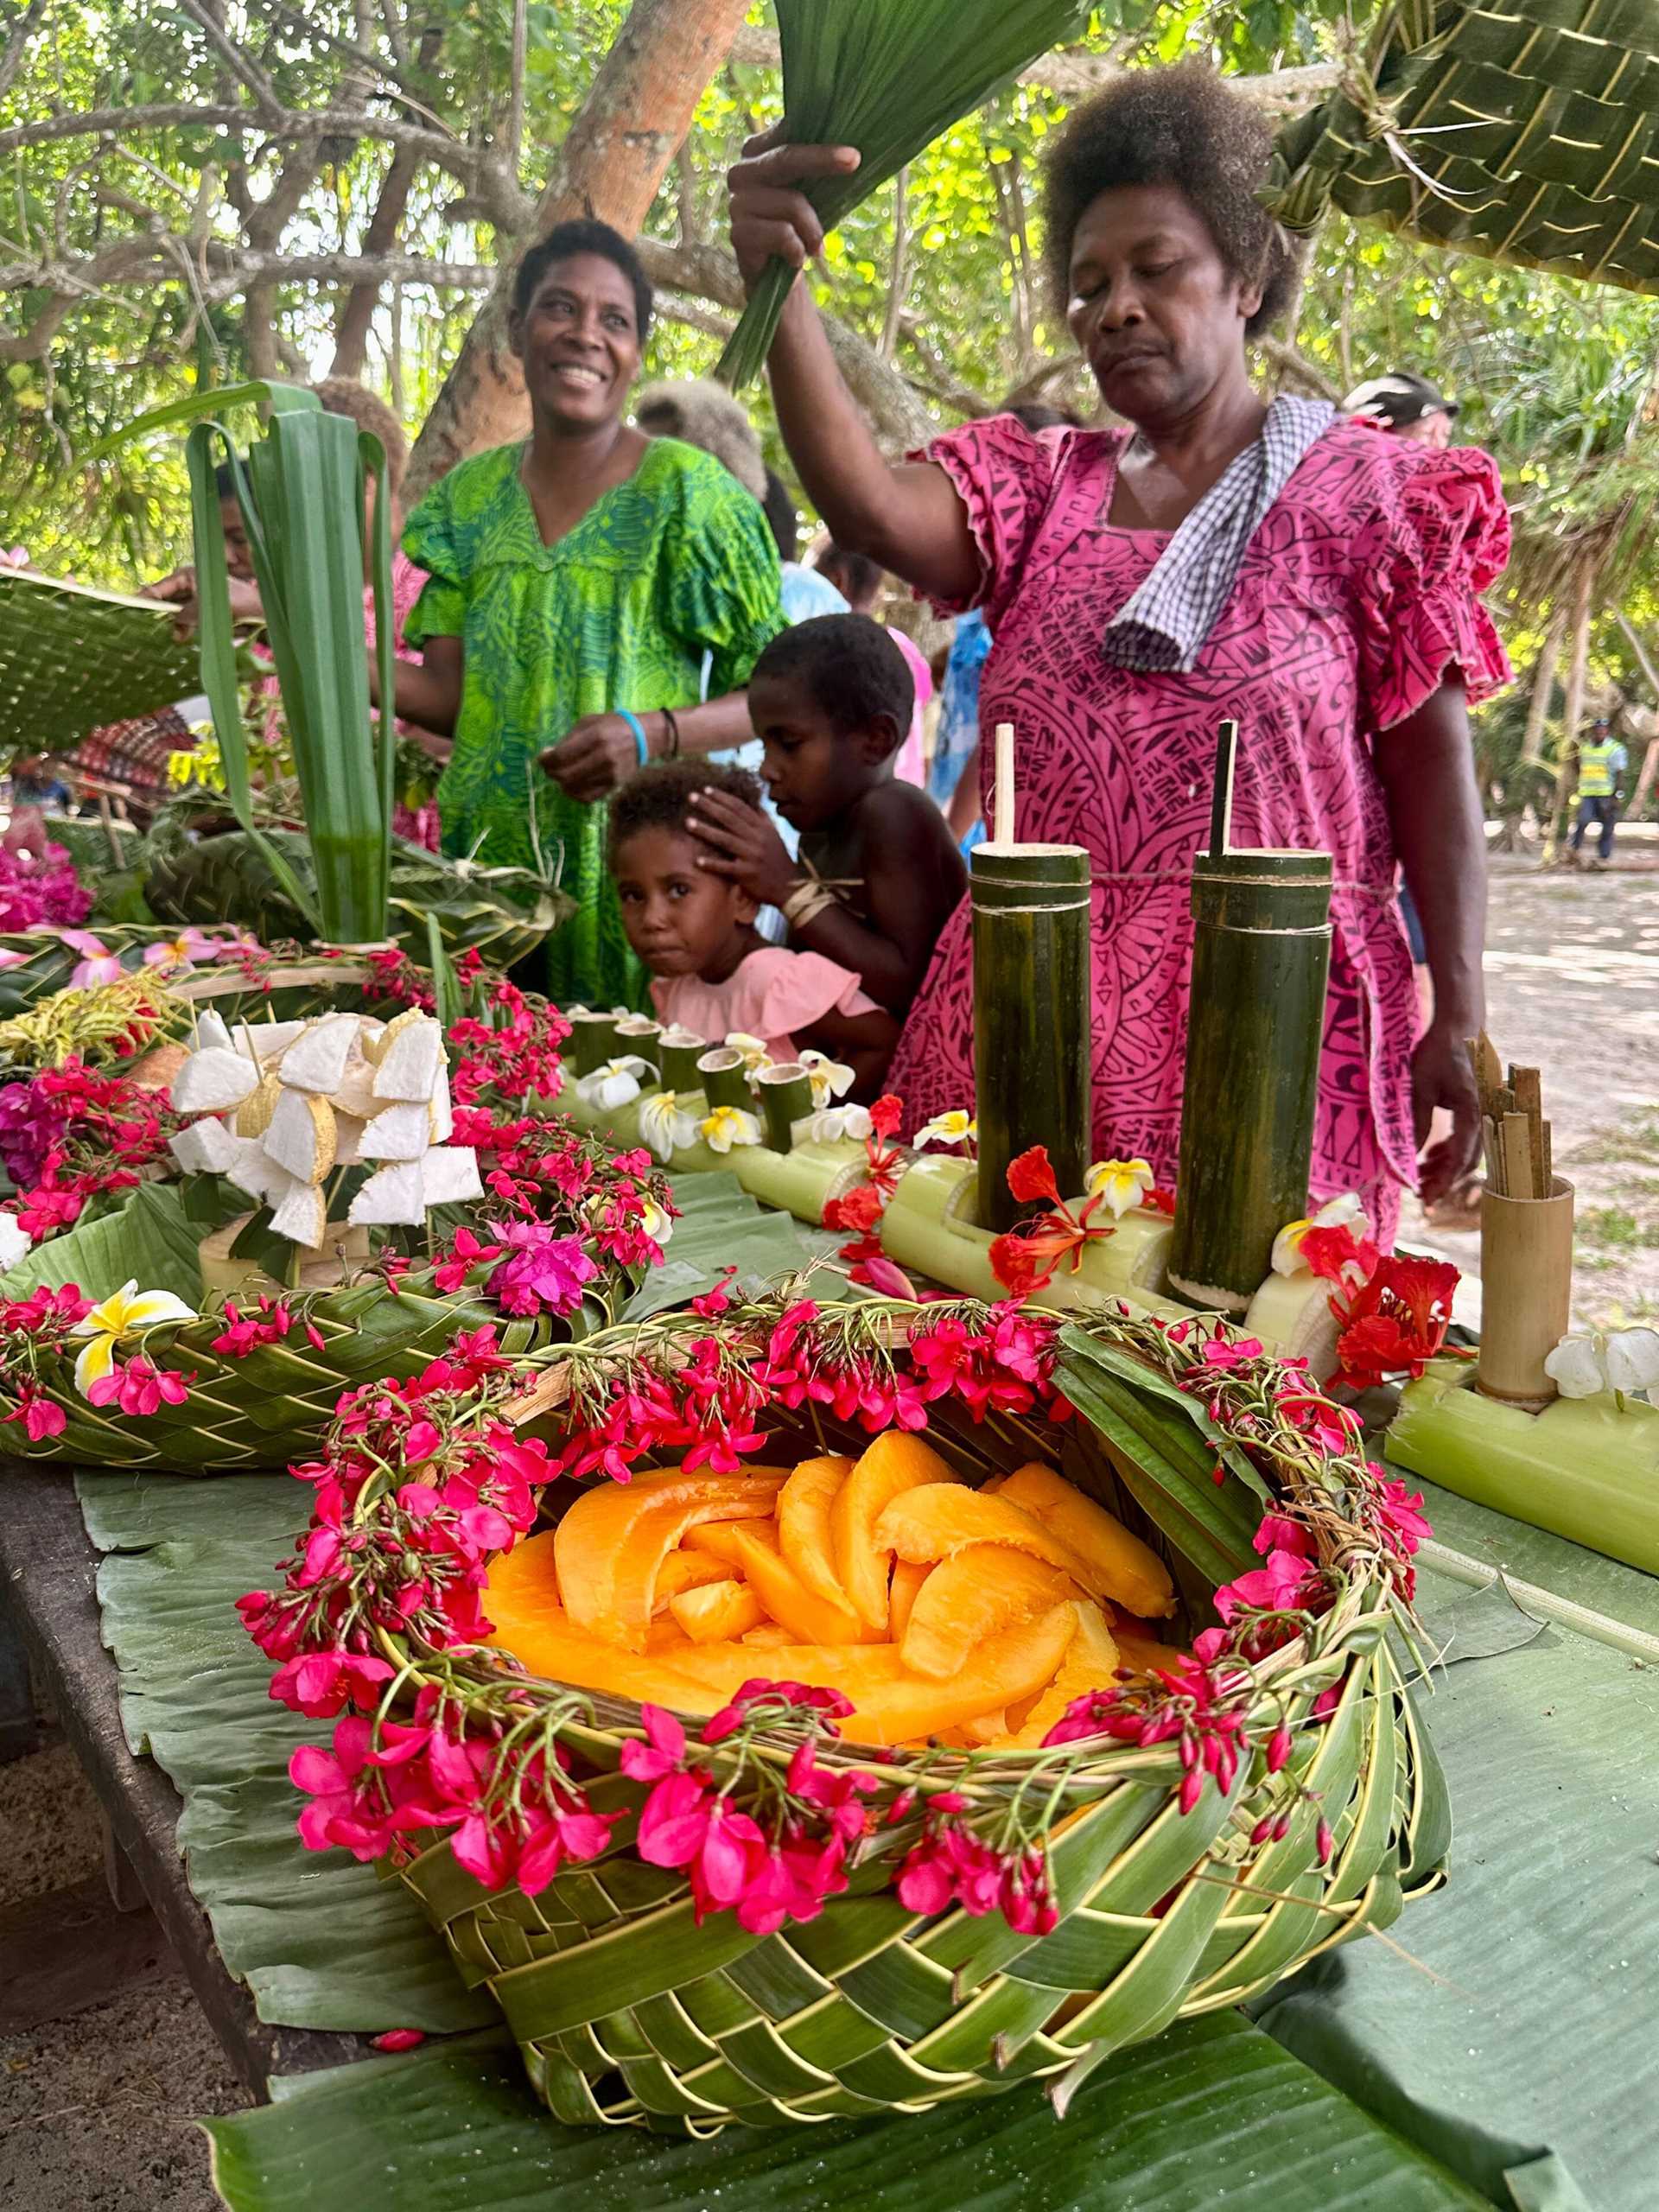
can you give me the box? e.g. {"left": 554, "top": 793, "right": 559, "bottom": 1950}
{"left": 0, "top": 854, "right": 1654, "bottom": 2211}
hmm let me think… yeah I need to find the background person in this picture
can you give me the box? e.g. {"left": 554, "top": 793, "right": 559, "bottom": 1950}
{"left": 727, "top": 61, "right": 1510, "bottom": 1244}
{"left": 390, "top": 219, "right": 785, "bottom": 1007}
{"left": 1342, "top": 370, "right": 1459, "bottom": 449}
{"left": 1570, "top": 714, "right": 1628, "bottom": 867}
{"left": 809, "top": 543, "right": 931, "bottom": 787}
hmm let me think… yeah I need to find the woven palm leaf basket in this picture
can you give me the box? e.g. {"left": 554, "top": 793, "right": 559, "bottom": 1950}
{"left": 255, "top": 1286, "right": 1450, "bottom": 2133}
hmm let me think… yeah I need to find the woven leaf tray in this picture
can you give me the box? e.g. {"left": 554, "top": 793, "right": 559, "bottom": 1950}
{"left": 0, "top": 569, "right": 201, "bottom": 759}
{"left": 1267, "top": 0, "right": 1659, "bottom": 295}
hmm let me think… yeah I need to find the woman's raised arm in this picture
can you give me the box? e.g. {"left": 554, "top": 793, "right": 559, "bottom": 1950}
{"left": 727, "top": 132, "right": 981, "bottom": 607}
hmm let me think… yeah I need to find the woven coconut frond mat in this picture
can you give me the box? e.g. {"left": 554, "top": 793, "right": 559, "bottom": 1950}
{"left": 76, "top": 1460, "right": 1659, "bottom": 2211}
{"left": 0, "top": 569, "right": 203, "bottom": 758}
{"left": 1267, "top": 0, "right": 1659, "bottom": 295}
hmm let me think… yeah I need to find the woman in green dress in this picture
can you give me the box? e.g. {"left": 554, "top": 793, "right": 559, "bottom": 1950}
{"left": 389, "top": 219, "right": 785, "bottom": 1006}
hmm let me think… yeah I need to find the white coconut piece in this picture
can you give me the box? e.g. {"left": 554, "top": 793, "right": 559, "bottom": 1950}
{"left": 1543, "top": 1334, "right": 1605, "bottom": 1400}
{"left": 358, "top": 1100, "right": 430, "bottom": 1160}
{"left": 225, "top": 1136, "right": 286, "bottom": 1205}
{"left": 347, "top": 1159, "right": 428, "bottom": 1227}
{"left": 168, "top": 1117, "right": 243, "bottom": 1176}
{"left": 360, "top": 1006, "right": 418, "bottom": 1067}
{"left": 234, "top": 1019, "right": 305, "bottom": 1066}
{"left": 372, "top": 1013, "right": 445, "bottom": 1103}
{"left": 429, "top": 1065, "right": 454, "bottom": 1145}
{"left": 194, "top": 1009, "right": 234, "bottom": 1054}
{"left": 264, "top": 1089, "right": 339, "bottom": 1185}
{"left": 421, "top": 1147, "right": 482, "bottom": 1206}
{"left": 173, "top": 1046, "right": 259, "bottom": 1116}
{"left": 232, "top": 1073, "right": 282, "bottom": 1139}
{"left": 269, "top": 1178, "right": 327, "bottom": 1249}
{"left": 278, "top": 1014, "right": 360, "bottom": 1095}
{"left": 333, "top": 1112, "right": 367, "bottom": 1167}
{"left": 330, "top": 1046, "right": 381, "bottom": 1120}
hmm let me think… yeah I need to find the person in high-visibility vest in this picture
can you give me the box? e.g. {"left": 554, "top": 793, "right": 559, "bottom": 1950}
{"left": 1570, "top": 715, "right": 1629, "bottom": 866}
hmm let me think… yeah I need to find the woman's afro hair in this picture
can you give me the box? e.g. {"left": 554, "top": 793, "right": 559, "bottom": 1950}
{"left": 1041, "top": 61, "right": 1304, "bottom": 339}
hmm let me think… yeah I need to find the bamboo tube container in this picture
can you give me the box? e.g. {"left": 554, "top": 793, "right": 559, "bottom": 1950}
{"left": 1477, "top": 1178, "right": 1574, "bottom": 1409}
{"left": 566, "top": 1008, "right": 620, "bottom": 1076}
{"left": 971, "top": 830, "right": 1093, "bottom": 1237}
{"left": 733, "top": 1139, "right": 867, "bottom": 1218}
{"left": 696, "top": 1046, "right": 753, "bottom": 1113}
{"left": 613, "top": 1014, "right": 663, "bottom": 1062}
{"left": 753, "top": 1064, "right": 815, "bottom": 1154}
{"left": 657, "top": 1027, "right": 707, "bottom": 1094}
{"left": 1166, "top": 725, "right": 1332, "bottom": 1313}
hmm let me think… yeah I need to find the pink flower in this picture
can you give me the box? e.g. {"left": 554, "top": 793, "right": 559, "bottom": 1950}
{"left": 85, "top": 1355, "right": 193, "bottom": 1417}
{"left": 1199, "top": 1335, "right": 1265, "bottom": 1369}
{"left": 270, "top": 1649, "right": 395, "bottom": 1719}
{"left": 619, "top": 1704, "right": 686, "bottom": 1783}
{"left": 487, "top": 1224, "right": 599, "bottom": 1318}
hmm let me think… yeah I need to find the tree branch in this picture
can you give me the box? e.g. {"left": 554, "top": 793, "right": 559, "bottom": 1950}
{"left": 329, "top": 142, "right": 420, "bottom": 378}
{"left": 1254, "top": 334, "right": 1338, "bottom": 401}
{"left": 0, "top": 0, "right": 48, "bottom": 105}
{"left": 176, "top": 0, "right": 287, "bottom": 124}
{"left": 880, "top": 164, "right": 907, "bottom": 360}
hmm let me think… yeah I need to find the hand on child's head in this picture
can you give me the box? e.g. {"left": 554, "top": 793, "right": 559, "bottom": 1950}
{"left": 684, "top": 785, "right": 797, "bottom": 912}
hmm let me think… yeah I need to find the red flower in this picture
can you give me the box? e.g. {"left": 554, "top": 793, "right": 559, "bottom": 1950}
{"left": 989, "top": 1151, "right": 1114, "bottom": 1298}
{"left": 868, "top": 1095, "right": 903, "bottom": 1140}
{"left": 1328, "top": 1254, "right": 1458, "bottom": 1391}
{"left": 1006, "top": 1145, "right": 1062, "bottom": 1205}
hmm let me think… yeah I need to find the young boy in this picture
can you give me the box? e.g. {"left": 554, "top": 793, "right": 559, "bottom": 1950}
{"left": 684, "top": 615, "right": 967, "bottom": 1017}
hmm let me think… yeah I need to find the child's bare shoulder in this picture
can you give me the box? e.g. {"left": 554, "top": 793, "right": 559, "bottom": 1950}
{"left": 861, "top": 779, "right": 957, "bottom": 851}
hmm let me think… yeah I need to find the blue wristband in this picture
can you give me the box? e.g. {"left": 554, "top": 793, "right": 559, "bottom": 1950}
{"left": 618, "top": 709, "right": 649, "bottom": 767}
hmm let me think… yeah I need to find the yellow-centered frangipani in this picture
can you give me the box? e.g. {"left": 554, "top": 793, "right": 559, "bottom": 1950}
{"left": 68, "top": 1281, "right": 196, "bottom": 1395}
{"left": 1083, "top": 1158, "right": 1155, "bottom": 1219}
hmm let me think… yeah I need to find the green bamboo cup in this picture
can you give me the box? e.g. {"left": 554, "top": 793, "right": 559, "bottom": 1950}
{"left": 657, "top": 1027, "right": 706, "bottom": 1093}
{"left": 567, "top": 1008, "right": 620, "bottom": 1077}
{"left": 754, "top": 1064, "right": 816, "bottom": 1154}
{"left": 697, "top": 1046, "right": 753, "bottom": 1113}
{"left": 971, "top": 842, "right": 1092, "bottom": 1233}
{"left": 1166, "top": 849, "right": 1332, "bottom": 1313}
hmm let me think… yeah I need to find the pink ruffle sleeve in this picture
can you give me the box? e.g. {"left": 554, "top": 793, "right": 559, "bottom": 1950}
{"left": 1352, "top": 443, "right": 1513, "bottom": 730}
{"left": 909, "top": 416, "right": 1071, "bottom": 627}
{"left": 651, "top": 948, "right": 877, "bottom": 1064}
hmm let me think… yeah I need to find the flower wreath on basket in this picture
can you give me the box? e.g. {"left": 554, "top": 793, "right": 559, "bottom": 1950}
{"left": 247, "top": 1277, "right": 1450, "bottom": 2132}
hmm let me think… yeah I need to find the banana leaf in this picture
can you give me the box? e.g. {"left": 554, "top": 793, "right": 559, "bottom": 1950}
{"left": 77, "top": 1469, "right": 497, "bottom": 2034}
{"left": 143, "top": 821, "right": 570, "bottom": 969}
{"left": 0, "top": 1178, "right": 242, "bottom": 1307}
{"left": 624, "top": 1168, "right": 842, "bottom": 1323}
{"left": 201, "top": 2011, "right": 1487, "bottom": 2209}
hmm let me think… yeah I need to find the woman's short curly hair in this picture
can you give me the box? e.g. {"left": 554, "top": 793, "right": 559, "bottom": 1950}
{"left": 1041, "top": 62, "right": 1303, "bottom": 339}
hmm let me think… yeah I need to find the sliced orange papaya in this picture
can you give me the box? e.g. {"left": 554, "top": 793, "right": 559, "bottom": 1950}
{"left": 553, "top": 1466, "right": 789, "bottom": 1651}
{"left": 830, "top": 1432, "right": 963, "bottom": 1635}
{"left": 668, "top": 1579, "right": 768, "bottom": 1643}
{"left": 683, "top": 1517, "right": 779, "bottom": 1567}
{"left": 654, "top": 1550, "right": 734, "bottom": 1609}
{"left": 777, "top": 1454, "right": 855, "bottom": 1608}
{"left": 842, "top": 1605, "right": 1077, "bottom": 1749}
{"left": 732, "top": 1526, "right": 869, "bottom": 1645}
{"left": 1112, "top": 1625, "right": 1189, "bottom": 1678}
{"left": 899, "top": 1543, "right": 1079, "bottom": 1679}
{"left": 873, "top": 1483, "right": 1091, "bottom": 1585}
{"left": 992, "top": 1462, "right": 1175, "bottom": 1618}
{"left": 1002, "top": 1601, "right": 1123, "bottom": 1745}
{"left": 887, "top": 1558, "right": 931, "bottom": 1643}
{"left": 480, "top": 1593, "right": 718, "bottom": 1714}
{"left": 741, "top": 1622, "right": 801, "bottom": 1647}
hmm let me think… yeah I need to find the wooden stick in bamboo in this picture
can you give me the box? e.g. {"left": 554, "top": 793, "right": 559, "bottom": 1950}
{"left": 1502, "top": 1112, "right": 1535, "bottom": 1200}
{"left": 1482, "top": 1114, "right": 1501, "bottom": 1191}
{"left": 993, "top": 722, "right": 1015, "bottom": 846}
{"left": 1209, "top": 719, "right": 1238, "bottom": 858}
{"left": 1541, "top": 1118, "right": 1553, "bottom": 1190}
{"left": 1512, "top": 1067, "right": 1546, "bottom": 1192}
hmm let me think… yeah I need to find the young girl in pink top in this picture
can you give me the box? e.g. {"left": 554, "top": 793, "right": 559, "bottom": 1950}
{"left": 608, "top": 760, "right": 898, "bottom": 1095}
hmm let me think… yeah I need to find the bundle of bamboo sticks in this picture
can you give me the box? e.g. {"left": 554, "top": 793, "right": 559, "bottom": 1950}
{"left": 1465, "top": 1031, "right": 1552, "bottom": 1198}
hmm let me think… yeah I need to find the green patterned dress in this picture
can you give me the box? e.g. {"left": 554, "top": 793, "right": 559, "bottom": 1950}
{"left": 402, "top": 435, "right": 785, "bottom": 1007}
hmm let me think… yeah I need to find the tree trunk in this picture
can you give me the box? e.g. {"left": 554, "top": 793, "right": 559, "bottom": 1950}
{"left": 1497, "top": 602, "right": 1567, "bottom": 849}
{"left": 406, "top": 0, "right": 751, "bottom": 501}
{"left": 1541, "top": 556, "right": 1596, "bottom": 865}
{"left": 1631, "top": 736, "right": 1659, "bottom": 819}
{"left": 330, "top": 143, "right": 420, "bottom": 380}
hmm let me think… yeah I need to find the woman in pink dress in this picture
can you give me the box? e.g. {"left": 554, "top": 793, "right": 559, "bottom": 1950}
{"left": 728, "top": 63, "right": 1507, "bottom": 1244}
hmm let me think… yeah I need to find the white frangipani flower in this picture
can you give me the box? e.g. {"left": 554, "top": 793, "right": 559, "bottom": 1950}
{"left": 639, "top": 1090, "right": 699, "bottom": 1164}
{"left": 723, "top": 1032, "right": 773, "bottom": 1075}
{"left": 1084, "top": 1157, "right": 1156, "bottom": 1220}
{"left": 797, "top": 1048, "right": 855, "bottom": 1104}
{"left": 0, "top": 1211, "right": 32, "bottom": 1273}
{"left": 1547, "top": 1327, "right": 1659, "bottom": 1402}
{"left": 699, "top": 1104, "right": 763, "bottom": 1155}
{"left": 1270, "top": 1192, "right": 1369, "bottom": 1278}
{"left": 68, "top": 1281, "right": 196, "bottom": 1395}
{"left": 575, "top": 1056, "right": 653, "bottom": 1111}
{"left": 805, "top": 1104, "right": 873, "bottom": 1145}
{"left": 914, "top": 1109, "right": 976, "bottom": 1151}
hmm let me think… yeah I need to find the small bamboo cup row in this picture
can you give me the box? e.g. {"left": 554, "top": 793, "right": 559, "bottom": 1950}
{"left": 1465, "top": 1032, "right": 1551, "bottom": 1200}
